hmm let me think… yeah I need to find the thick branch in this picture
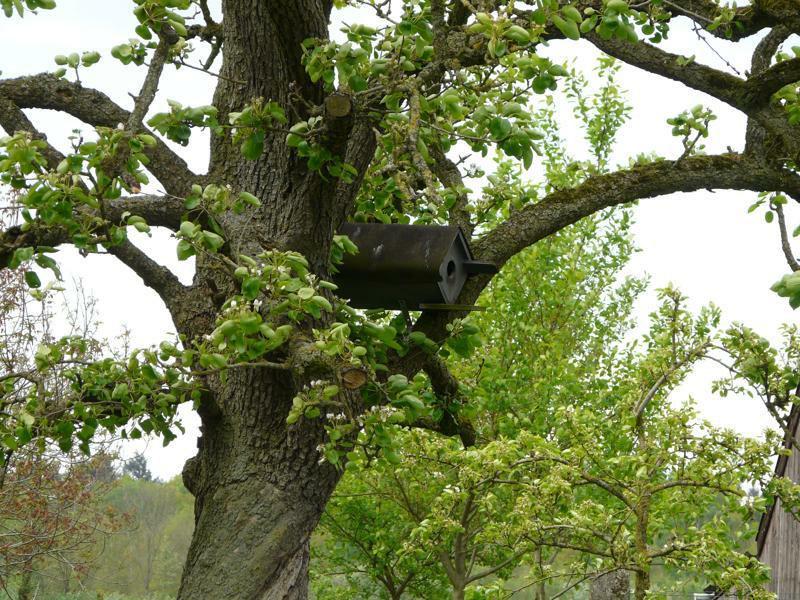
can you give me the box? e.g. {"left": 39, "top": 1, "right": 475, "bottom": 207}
{"left": 587, "top": 35, "right": 746, "bottom": 108}
{"left": 476, "top": 154, "right": 800, "bottom": 268}
{"left": 419, "top": 355, "right": 476, "bottom": 447}
{"left": 0, "top": 97, "right": 65, "bottom": 168}
{"left": 430, "top": 146, "right": 472, "bottom": 236}
{"left": 746, "top": 26, "right": 792, "bottom": 160}
{"left": 106, "top": 239, "right": 187, "bottom": 302}
{"left": 447, "top": 0, "right": 472, "bottom": 26}
{"left": 751, "top": 26, "right": 791, "bottom": 76}
{"left": 745, "top": 57, "right": 800, "bottom": 105}
{"left": 0, "top": 194, "right": 183, "bottom": 269}
{"left": 105, "top": 194, "right": 185, "bottom": 230}
{"left": 660, "top": 0, "right": 785, "bottom": 40}
{"left": 0, "top": 74, "right": 196, "bottom": 195}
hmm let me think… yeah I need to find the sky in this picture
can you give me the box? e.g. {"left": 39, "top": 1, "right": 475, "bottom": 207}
{"left": 0, "top": 1, "right": 797, "bottom": 479}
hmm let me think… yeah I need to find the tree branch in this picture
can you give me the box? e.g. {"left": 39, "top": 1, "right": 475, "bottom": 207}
{"left": 633, "top": 342, "right": 710, "bottom": 422}
{"left": 586, "top": 35, "right": 746, "bottom": 109}
{"left": 416, "top": 355, "right": 477, "bottom": 447}
{"left": 745, "top": 25, "right": 792, "bottom": 160}
{"left": 106, "top": 239, "right": 187, "bottom": 304}
{"left": 745, "top": 57, "right": 800, "bottom": 106}
{"left": 474, "top": 154, "right": 800, "bottom": 269}
{"left": 0, "top": 194, "right": 183, "bottom": 270}
{"left": 774, "top": 203, "right": 800, "bottom": 271}
{"left": 658, "top": 0, "right": 785, "bottom": 40}
{"left": 127, "top": 40, "right": 169, "bottom": 132}
{"left": 430, "top": 146, "right": 472, "bottom": 236}
{"left": 0, "top": 74, "right": 196, "bottom": 195}
{"left": 0, "top": 97, "right": 65, "bottom": 168}
{"left": 465, "top": 549, "right": 530, "bottom": 585}
{"left": 751, "top": 25, "right": 791, "bottom": 76}
{"left": 105, "top": 194, "right": 185, "bottom": 231}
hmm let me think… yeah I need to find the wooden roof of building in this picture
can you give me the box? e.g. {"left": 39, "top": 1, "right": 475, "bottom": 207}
{"left": 756, "top": 404, "right": 800, "bottom": 558}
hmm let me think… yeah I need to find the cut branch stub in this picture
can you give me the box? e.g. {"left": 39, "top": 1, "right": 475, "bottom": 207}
{"left": 324, "top": 93, "right": 353, "bottom": 119}
{"left": 324, "top": 92, "right": 355, "bottom": 156}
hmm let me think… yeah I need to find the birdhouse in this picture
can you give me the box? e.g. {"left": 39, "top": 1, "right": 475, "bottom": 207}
{"left": 334, "top": 223, "right": 497, "bottom": 310}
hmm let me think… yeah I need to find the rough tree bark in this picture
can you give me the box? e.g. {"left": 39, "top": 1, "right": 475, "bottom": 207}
{"left": 174, "top": 2, "right": 376, "bottom": 598}
{"left": 589, "top": 570, "right": 631, "bottom": 600}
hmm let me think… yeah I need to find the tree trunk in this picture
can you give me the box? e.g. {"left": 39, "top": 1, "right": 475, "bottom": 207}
{"left": 633, "top": 569, "right": 650, "bottom": 600}
{"left": 534, "top": 548, "right": 548, "bottom": 600}
{"left": 170, "top": 1, "right": 376, "bottom": 598}
{"left": 177, "top": 367, "right": 341, "bottom": 600}
{"left": 589, "top": 570, "right": 630, "bottom": 600}
{"left": 144, "top": 535, "right": 153, "bottom": 593}
{"left": 17, "top": 567, "right": 34, "bottom": 600}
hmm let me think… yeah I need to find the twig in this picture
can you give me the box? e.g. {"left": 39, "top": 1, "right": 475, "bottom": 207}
{"left": 773, "top": 202, "right": 800, "bottom": 271}
{"left": 633, "top": 342, "right": 710, "bottom": 422}
{"left": 127, "top": 39, "right": 169, "bottom": 132}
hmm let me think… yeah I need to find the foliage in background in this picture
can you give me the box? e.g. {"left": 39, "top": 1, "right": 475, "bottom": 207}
{"left": 3, "top": 457, "right": 193, "bottom": 600}
{"left": 311, "top": 62, "right": 797, "bottom": 600}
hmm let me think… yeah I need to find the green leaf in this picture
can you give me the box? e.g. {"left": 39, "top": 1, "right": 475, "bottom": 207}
{"left": 309, "top": 295, "right": 332, "bottom": 312}
{"left": 24, "top": 270, "right": 41, "bottom": 288}
{"left": 10, "top": 246, "right": 34, "bottom": 269}
{"left": 562, "top": 5, "right": 583, "bottom": 22}
{"left": 202, "top": 231, "right": 225, "bottom": 251}
{"left": 348, "top": 74, "right": 368, "bottom": 92}
{"left": 112, "top": 383, "right": 129, "bottom": 400}
{"left": 503, "top": 25, "right": 531, "bottom": 44}
{"left": 552, "top": 15, "right": 581, "bottom": 40}
{"left": 488, "top": 117, "right": 512, "bottom": 140}
{"left": 176, "top": 239, "right": 195, "bottom": 261}
{"left": 19, "top": 412, "right": 34, "bottom": 427}
{"left": 298, "top": 287, "right": 315, "bottom": 300}
{"left": 241, "top": 131, "right": 265, "bottom": 160}
{"left": 242, "top": 277, "right": 262, "bottom": 300}
{"left": 239, "top": 191, "right": 261, "bottom": 207}
{"left": 81, "top": 51, "right": 101, "bottom": 67}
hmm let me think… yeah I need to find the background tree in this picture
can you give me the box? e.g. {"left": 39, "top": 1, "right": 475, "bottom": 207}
{"left": 521, "top": 288, "right": 780, "bottom": 600}
{"left": 312, "top": 466, "right": 449, "bottom": 600}
{"left": 0, "top": 207, "right": 123, "bottom": 597}
{"left": 123, "top": 452, "right": 154, "bottom": 481}
{"left": 313, "top": 62, "right": 642, "bottom": 600}
{"left": 86, "top": 472, "right": 193, "bottom": 597}
{"left": 3, "top": 0, "right": 800, "bottom": 598}
{"left": 1, "top": 450, "right": 123, "bottom": 599}
{"left": 314, "top": 287, "right": 788, "bottom": 599}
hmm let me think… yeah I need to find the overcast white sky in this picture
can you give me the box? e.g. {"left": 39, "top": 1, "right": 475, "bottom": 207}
{"left": 1, "top": 1, "right": 796, "bottom": 479}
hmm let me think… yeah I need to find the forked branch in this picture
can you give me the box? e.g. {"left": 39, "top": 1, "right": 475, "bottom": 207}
{"left": 0, "top": 74, "right": 197, "bottom": 195}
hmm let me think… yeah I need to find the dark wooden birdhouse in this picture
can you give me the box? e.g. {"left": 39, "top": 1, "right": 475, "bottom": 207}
{"left": 334, "top": 223, "right": 497, "bottom": 310}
